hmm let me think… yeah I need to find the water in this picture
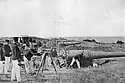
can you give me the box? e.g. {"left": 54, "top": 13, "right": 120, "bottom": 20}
{"left": 65, "top": 36, "right": 125, "bottom": 43}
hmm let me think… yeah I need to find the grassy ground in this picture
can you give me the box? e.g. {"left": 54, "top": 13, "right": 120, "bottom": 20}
{"left": 0, "top": 37, "right": 125, "bottom": 83}
{"left": 1, "top": 57, "right": 125, "bottom": 83}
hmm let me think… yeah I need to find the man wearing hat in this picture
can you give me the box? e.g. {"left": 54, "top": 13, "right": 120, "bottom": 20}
{"left": 0, "top": 43, "right": 5, "bottom": 74}
{"left": 11, "top": 37, "right": 22, "bottom": 82}
{"left": 24, "top": 42, "right": 40, "bottom": 75}
{"left": 3, "top": 40, "right": 12, "bottom": 75}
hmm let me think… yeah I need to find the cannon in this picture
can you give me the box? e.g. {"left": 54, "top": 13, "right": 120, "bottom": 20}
{"left": 64, "top": 50, "right": 125, "bottom": 68}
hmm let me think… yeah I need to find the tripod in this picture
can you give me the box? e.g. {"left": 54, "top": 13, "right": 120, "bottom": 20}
{"left": 36, "top": 51, "right": 57, "bottom": 77}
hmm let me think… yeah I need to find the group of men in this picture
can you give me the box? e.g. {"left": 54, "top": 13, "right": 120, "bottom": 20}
{"left": 0, "top": 37, "right": 22, "bottom": 82}
{"left": 0, "top": 37, "right": 48, "bottom": 82}
{"left": 0, "top": 37, "right": 96, "bottom": 82}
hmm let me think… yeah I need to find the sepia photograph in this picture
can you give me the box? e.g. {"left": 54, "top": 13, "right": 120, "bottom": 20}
{"left": 0, "top": 0, "right": 125, "bottom": 83}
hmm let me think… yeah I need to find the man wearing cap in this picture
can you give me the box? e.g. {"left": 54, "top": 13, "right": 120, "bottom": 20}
{"left": 3, "top": 40, "right": 12, "bottom": 75}
{"left": 23, "top": 43, "right": 31, "bottom": 74}
{"left": 11, "top": 37, "right": 22, "bottom": 82}
{"left": 0, "top": 43, "right": 5, "bottom": 74}
{"left": 24, "top": 43, "right": 40, "bottom": 75}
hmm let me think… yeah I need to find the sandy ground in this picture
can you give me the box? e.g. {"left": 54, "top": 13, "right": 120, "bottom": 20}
{"left": 1, "top": 57, "right": 125, "bottom": 83}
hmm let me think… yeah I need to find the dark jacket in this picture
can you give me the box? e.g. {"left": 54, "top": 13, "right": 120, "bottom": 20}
{"left": 3, "top": 44, "right": 12, "bottom": 57}
{"left": 25, "top": 49, "right": 37, "bottom": 61}
{"left": 51, "top": 50, "right": 58, "bottom": 57}
{"left": 0, "top": 46, "right": 5, "bottom": 61}
{"left": 74, "top": 53, "right": 84, "bottom": 62}
{"left": 11, "top": 43, "right": 21, "bottom": 60}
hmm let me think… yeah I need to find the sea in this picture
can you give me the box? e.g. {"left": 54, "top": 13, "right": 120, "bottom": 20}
{"left": 64, "top": 36, "right": 125, "bottom": 43}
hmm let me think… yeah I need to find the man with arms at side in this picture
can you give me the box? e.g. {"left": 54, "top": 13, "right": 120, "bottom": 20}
{"left": 3, "top": 40, "right": 12, "bottom": 75}
{"left": 0, "top": 43, "right": 5, "bottom": 74}
{"left": 11, "top": 37, "right": 22, "bottom": 82}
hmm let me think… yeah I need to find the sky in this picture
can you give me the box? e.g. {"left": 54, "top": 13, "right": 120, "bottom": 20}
{"left": 0, "top": 0, "right": 124, "bottom": 37}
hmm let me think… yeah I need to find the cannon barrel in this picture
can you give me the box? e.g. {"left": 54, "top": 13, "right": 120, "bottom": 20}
{"left": 67, "top": 50, "right": 125, "bottom": 59}
{"left": 92, "top": 52, "right": 125, "bottom": 59}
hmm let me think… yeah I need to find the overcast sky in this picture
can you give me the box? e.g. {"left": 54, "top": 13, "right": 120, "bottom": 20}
{"left": 0, "top": 0, "right": 124, "bottom": 37}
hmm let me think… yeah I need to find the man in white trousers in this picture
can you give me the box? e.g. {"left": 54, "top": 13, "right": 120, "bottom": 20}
{"left": 69, "top": 53, "right": 84, "bottom": 69}
{"left": 0, "top": 43, "right": 5, "bottom": 74}
{"left": 11, "top": 37, "right": 22, "bottom": 82}
{"left": 24, "top": 43, "right": 39, "bottom": 75}
{"left": 70, "top": 57, "right": 81, "bottom": 68}
{"left": 23, "top": 43, "right": 31, "bottom": 74}
{"left": 3, "top": 40, "right": 12, "bottom": 75}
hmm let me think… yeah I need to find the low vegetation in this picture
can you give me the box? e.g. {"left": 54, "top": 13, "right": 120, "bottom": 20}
{"left": 0, "top": 36, "right": 125, "bottom": 83}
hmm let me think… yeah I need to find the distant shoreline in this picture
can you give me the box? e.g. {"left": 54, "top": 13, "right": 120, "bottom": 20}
{"left": 0, "top": 36, "right": 124, "bottom": 43}
{"left": 64, "top": 36, "right": 125, "bottom": 43}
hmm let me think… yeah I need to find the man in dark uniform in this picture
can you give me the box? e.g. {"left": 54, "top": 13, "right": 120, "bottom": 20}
{"left": 0, "top": 43, "right": 5, "bottom": 74}
{"left": 24, "top": 43, "right": 40, "bottom": 75}
{"left": 0, "top": 43, "right": 5, "bottom": 61}
{"left": 50, "top": 47, "right": 58, "bottom": 67}
{"left": 11, "top": 37, "right": 22, "bottom": 82}
{"left": 3, "top": 40, "right": 12, "bottom": 74}
{"left": 51, "top": 47, "right": 58, "bottom": 57}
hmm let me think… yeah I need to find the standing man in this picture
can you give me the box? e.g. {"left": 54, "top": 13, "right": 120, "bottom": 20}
{"left": 37, "top": 41, "right": 43, "bottom": 53}
{"left": 3, "top": 40, "right": 12, "bottom": 75}
{"left": 50, "top": 47, "right": 58, "bottom": 67}
{"left": 23, "top": 43, "right": 31, "bottom": 74}
{"left": 11, "top": 37, "right": 22, "bottom": 82}
{"left": 0, "top": 43, "right": 5, "bottom": 74}
{"left": 24, "top": 43, "right": 39, "bottom": 75}
{"left": 0, "top": 43, "right": 5, "bottom": 61}
{"left": 51, "top": 47, "right": 58, "bottom": 59}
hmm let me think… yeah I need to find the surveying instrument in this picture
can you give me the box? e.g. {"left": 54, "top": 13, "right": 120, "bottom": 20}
{"left": 35, "top": 47, "right": 58, "bottom": 77}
